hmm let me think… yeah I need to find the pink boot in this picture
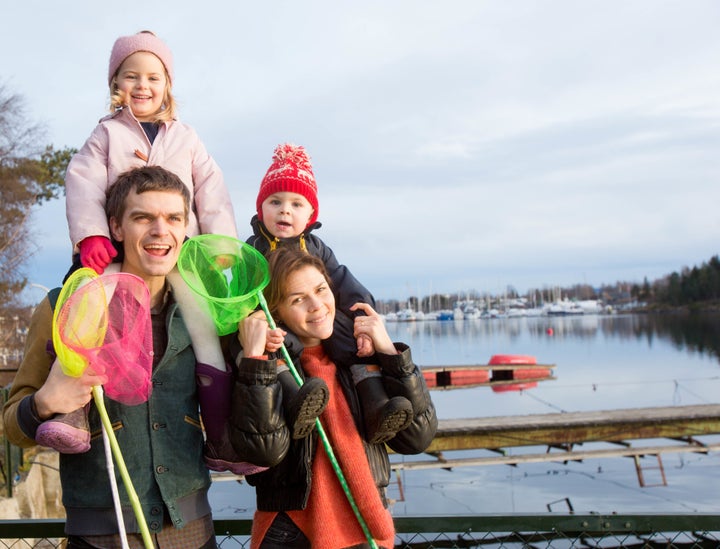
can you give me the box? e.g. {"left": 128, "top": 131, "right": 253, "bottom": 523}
{"left": 197, "top": 362, "right": 268, "bottom": 476}
{"left": 35, "top": 406, "right": 91, "bottom": 454}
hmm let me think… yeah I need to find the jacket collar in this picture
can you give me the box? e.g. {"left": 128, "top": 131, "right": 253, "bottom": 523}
{"left": 250, "top": 214, "right": 322, "bottom": 250}
{"left": 99, "top": 105, "right": 176, "bottom": 126}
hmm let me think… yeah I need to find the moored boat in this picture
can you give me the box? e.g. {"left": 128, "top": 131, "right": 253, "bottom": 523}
{"left": 545, "top": 300, "right": 584, "bottom": 316}
{"left": 435, "top": 310, "right": 455, "bottom": 321}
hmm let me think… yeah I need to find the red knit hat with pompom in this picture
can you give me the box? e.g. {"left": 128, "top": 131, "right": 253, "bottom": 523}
{"left": 256, "top": 143, "right": 319, "bottom": 226}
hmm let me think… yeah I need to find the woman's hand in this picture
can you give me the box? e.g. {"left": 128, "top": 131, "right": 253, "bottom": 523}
{"left": 238, "top": 311, "right": 270, "bottom": 357}
{"left": 34, "top": 359, "right": 107, "bottom": 420}
{"left": 350, "top": 303, "right": 398, "bottom": 356}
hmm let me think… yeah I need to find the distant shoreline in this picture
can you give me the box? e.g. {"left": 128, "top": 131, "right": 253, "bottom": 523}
{"left": 631, "top": 301, "right": 720, "bottom": 314}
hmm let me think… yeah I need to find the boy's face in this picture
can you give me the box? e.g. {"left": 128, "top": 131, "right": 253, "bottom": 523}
{"left": 109, "top": 188, "right": 187, "bottom": 283}
{"left": 261, "top": 192, "right": 314, "bottom": 238}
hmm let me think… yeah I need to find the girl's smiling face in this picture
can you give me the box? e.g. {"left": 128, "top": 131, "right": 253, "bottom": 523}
{"left": 114, "top": 51, "right": 168, "bottom": 121}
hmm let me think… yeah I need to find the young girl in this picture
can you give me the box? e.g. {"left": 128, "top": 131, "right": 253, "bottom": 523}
{"left": 246, "top": 143, "right": 414, "bottom": 444}
{"left": 37, "top": 30, "right": 253, "bottom": 475}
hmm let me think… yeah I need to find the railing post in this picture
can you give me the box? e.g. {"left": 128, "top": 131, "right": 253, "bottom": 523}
{"left": 4, "top": 430, "right": 12, "bottom": 498}
{"left": 2, "top": 385, "right": 15, "bottom": 498}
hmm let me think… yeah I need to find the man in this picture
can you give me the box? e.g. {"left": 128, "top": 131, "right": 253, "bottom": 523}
{"left": 3, "top": 166, "right": 217, "bottom": 548}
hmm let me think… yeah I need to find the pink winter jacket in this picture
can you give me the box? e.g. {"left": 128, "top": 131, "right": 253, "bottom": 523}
{"left": 65, "top": 107, "right": 237, "bottom": 252}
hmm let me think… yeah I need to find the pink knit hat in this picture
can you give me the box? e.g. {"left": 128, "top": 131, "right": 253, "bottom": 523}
{"left": 108, "top": 31, "right": 174, "bottom": 85}
{"left": 257, "top": 143, "right": 319, "bottom": 226}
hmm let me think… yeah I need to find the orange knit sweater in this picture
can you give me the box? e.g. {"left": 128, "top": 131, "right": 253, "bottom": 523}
{"left": 251, "top": 345, "right": 395, "bottom": 549}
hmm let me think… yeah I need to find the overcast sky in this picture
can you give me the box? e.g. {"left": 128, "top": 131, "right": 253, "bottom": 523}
{"left": 3, "top": 1, "right": 719, "bottom": 302}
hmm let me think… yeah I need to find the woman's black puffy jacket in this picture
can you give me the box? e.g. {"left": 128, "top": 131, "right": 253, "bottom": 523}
{"left": 228, "top": 343, "right": 437, "bottom": 511}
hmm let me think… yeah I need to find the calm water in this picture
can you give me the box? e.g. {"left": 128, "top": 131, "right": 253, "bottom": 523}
{"left": 210, "top": 313, "right": 720, "bottom": 518}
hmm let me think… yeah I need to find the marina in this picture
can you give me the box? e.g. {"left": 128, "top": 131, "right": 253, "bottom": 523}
{"left": 382, "top": 298, "right": 608, "bottom": 322}
{"left": 208, "top": 312, "right": 720, "bottom": 518}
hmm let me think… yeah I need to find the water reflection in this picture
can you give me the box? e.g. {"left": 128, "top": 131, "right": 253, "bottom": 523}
{"left": 633, "top": 313, "right": 720, "bottom": 362}
{"left": 386, "top": 313, "right": 720, "bottom": 365}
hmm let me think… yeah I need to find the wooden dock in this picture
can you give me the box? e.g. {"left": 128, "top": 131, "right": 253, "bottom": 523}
{"left": 392, "top": 404, "right": 720, "bottom": 485}
{"left": 427, "top": 403, "right": 720, "bottom": 451}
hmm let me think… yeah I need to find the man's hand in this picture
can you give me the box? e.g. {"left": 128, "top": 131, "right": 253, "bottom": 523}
{"left": 238, "top": 311, "right": 270, "bottom": 357}
{"left": 34, "top": 360, "right": 107, "bottom": 420}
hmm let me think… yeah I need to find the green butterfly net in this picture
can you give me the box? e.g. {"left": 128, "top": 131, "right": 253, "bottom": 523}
{"left": 177, "top": 234, "right": 270, "bottom": 335}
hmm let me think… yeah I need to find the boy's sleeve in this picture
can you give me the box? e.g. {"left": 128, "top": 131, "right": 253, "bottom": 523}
{"left": 315, "top": 237, "right": 376, "bottom": 312}
{"left": 2, "top": 298, "right": 55, "bottom": 447}
{"left": 322, "top": 309, "right": 364, "bottom": 368}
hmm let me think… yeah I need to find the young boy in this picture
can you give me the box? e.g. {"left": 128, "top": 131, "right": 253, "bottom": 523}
{"left": 246, "top": 143, "right": 413, "bottom": 444}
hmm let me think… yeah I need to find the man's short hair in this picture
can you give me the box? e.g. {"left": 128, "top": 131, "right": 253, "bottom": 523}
{"left": 106, "top": 165, "right": 191, "bottom": 223}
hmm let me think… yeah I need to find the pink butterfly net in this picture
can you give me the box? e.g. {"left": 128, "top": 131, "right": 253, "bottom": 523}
{"left": 56, "top": 272, "right": 153, "bottom": 406}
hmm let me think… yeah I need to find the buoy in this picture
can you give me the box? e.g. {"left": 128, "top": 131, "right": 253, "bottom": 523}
{"left": 546, "top": 328, "right": 554, "bottom": 336}
{"left": 489, "top": 354, "right": 547, "bottom": 393}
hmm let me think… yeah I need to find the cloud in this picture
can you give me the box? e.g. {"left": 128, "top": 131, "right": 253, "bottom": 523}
{"left": 5, "top": 1, "right": 719, "bottom": 301}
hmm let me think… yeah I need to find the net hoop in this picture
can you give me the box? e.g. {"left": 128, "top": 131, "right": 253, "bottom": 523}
{"left": 177, "top": 234, "right": 270, "bottom": 335}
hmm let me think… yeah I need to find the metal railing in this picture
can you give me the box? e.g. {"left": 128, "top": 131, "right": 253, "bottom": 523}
{"left": 3, "top": 389, "right": 720, "bottom": 547}
{"left": 1, "top": 386, "right": 21, "bottom": 499}
{"left": 0, "top": 515, "right": 718, "bottom": 548}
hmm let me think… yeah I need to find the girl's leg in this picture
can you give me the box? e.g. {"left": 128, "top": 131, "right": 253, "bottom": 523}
{"left": 167, "top": 269, "right": 265, "bottom": 475}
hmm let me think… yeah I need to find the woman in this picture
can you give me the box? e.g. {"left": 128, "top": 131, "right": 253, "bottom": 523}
{"left": 229, "top": 248, "right": 438, "bottom": 549}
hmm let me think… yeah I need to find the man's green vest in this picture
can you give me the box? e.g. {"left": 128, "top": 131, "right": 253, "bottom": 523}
{"left": 55, "top": 296, "right": 210, "bottom": 533}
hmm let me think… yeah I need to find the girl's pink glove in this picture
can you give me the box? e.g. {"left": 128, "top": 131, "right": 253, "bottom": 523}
{"left": 79, "top": 236, "right": 118, "bottom": 274}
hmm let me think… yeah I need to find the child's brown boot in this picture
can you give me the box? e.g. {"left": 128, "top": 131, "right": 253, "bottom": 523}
{"left": 277, "top": 368, "right": 329, "bottom": 439}
{"left": 352, "top": 365, "right": 413, "bottom": 444}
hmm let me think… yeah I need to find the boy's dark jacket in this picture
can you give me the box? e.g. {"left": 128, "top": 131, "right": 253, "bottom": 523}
{"left": 247, "top": 215, "right": 377, "bottom": 367}
{"left": 247, "top": 215, "right": 375, "bottom": 312}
